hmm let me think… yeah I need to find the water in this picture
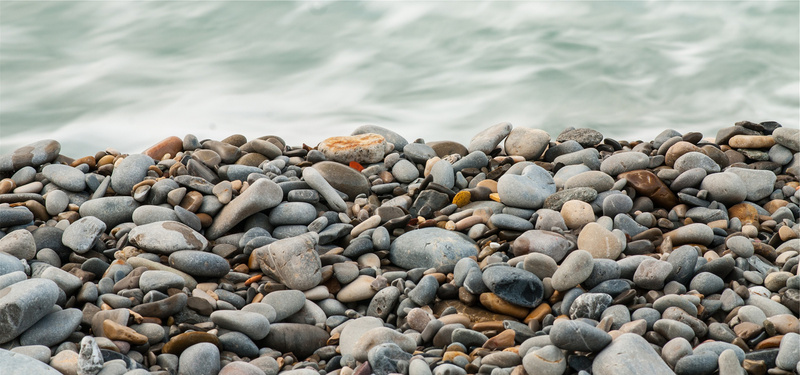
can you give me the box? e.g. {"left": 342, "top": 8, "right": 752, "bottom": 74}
{"left": 1, "top": 1, "right": 798, "bottom": 157}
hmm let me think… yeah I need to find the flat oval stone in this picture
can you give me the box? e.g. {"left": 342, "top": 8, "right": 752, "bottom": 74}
{"left": 318, "top": 133, "right": 386, "bottom": 164}
{"left": 0, "top": 139, "right": 60, "bottom": 173}
{"left": 312, "top": 161, "right": 370, "bottom": 201}
{"left": 128, "top": 221, "right": 208, "bottom": 254}
{"left": 42, "top": 164, "right": 85, "bottom": 192}
{"left": 178, "top": 342, "right": 220, "bottom": 375}
{"left": 211, "top": 310, "right": 271, "bottom": 341}
{"left": 205, "top": 178, "right": 283, "bottom": 239}
{"left": 169, "top": 250, "right": 229, "bottom": 278}
{"left": 504, "top": 127, "right": 550, "bottom": 160}
{"left": 482, "top": 266, "right": 543, "bottom": 308}
{"left": 550, "top": 319, "right": 611, "bottom": 352}
{"left": 700, "top": 172, "right": 747, "bottom": 205}
{"left": 257, "top": 323, "right": 329, "bottom": 360}
{"left": 352, "top": 125, "right": 408, "bottom": 151}
{"left": 255, "top": 232, "right": 321, "bottom": 291}
{"left": 61, "top": 216, "right": 106, "bottom": 254}
{"left": 468, "top": 122, "right": 512, "bottom": 154}
{"left": 269, "top": 202, "right": 317, "bottom": 226}
{"left": 577, "top": 222, "right": 623, "bottom": 259}
{"left": 389, "top": 228, "right": 479, "bottom": 273}
{"left": 663, "top": 223, "right": 714, "bottom": 246}
{"left": 139, "top": 270, "right": 185, "bottom": 294}
{"left": 498, "top": 165, "right": 556, "bottom": 209}
{"left": 0, "top": 278, "right": 60, "bottom": 344}
{"left": 78, "top": 196, "right": 140, "bottom": 228}
{"left": 551, "top": 250, "right": 594, "bottom": 292}
{"left": 391, "top": 159, "right": 420, "bottom": 183}
{"left": 569, "top": 293, "right": 612, "bottom": 320}
{"left": 592, "top": 333, "right": 674, "bottom": 375}
{"left": 19, "top": 308, "right": 81, "bottom": 347}
{"left": 600, "top": 152, "right": 650, "bottom": 177}
{"left": 110, "top": 154, "right": 154, "bottom": 195}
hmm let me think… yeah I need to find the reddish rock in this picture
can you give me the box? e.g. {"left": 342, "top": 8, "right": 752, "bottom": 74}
{"left": 143, "top": 136, "right": 182, "bottom": 161}
{"left": 619, "top": 170, "right": 678, "bottom": 209}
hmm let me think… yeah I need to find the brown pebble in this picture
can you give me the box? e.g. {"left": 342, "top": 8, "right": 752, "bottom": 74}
{"left": 144, "top": 136, "right": 183, "bottom": 161}
{"left": 482, "top": 329, "right": 515, "bottom": 350}
{"left": 180, "top": 191, "right": 203, "bottom": 212}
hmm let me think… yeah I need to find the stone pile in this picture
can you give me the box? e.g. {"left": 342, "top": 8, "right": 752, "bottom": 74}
{"left": 0, "top": 121, "right": 798, "bottom": 375}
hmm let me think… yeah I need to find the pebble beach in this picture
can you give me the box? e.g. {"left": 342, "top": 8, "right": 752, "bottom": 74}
{"left": 0, "top": 121, "right": 798, "bottom": 375}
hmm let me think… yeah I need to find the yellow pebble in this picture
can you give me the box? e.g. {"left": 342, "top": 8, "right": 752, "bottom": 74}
{"left": 489, "top": 193, "right": 501, "bottom": 202}
{"left": 452, "top": 190, "right": 471, "bottom": 207}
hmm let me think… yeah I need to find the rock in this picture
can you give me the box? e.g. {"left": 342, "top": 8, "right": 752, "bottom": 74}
{"left": 179, "top": 342, "right": 220, "bottom": 375}
{"left": 674, "top": 353, "right": 718, "bottom": 375}
{"left": 497, "top": 165, "right": 556, "bottom": 209}
{"left": 254, "top": 232, "right": 321, "bottom": 291}
{"left": 42, "top": 164, "right": 85, "bottom": 192}
{"left": 725, "top": 167, "right": 777, "bottom": 202}
{"left": 318, "top": 133, "right": 386, "bottom": 164}
{"left": 690, "top": 272, "right": 724, "bottom": 295}
{"left": 619, "top": 170, "right": 677, "bottom": 209}
{"left": 368, "top": 343, "right": 413, "bottom": 375}
{"left": 468, "top": 122, "right": 512, "bottom": 154}
{"left": 726, "top": 236, "right": 754, "bottom": 258}
{"left": 61, "top": 216, "right": 106, "bottom": 254}
{"left": 776, "top": 332, "right": 800, "bottom": 370}
{"left": 128, "top": 221, "right": 208, "bottom": 254}
{"left": 633, "top": 259, "right": 674, "bottom": 290}
{"left": 0, "top": 229, "right": 36, "bottom": 260}
{"left": 557, "top": 128, "right": 603, "bottom": 147}
{"left": 352, "top": 124, "right": 408, "bottom": 150}
{"left": 103, "top": 319, "right": 148, "bottom": 345}
{"left": 592, "top": 333, "right": 674, "bottom": 375}
{"left": 337, "top": 275, "right": 377, "bottom": 303}
{"left": 205, "top": 178, "right": 283, "bottom": 239}
{"left": 482, "top": 265, "right": 543, "bottom": 308}
{"left": 351, "top": 327, "right": 416, "bottom": 362}
{"left": 258, "top": 323, "right": 329, "bottom": 360}
{"left": 269, "top": 202, "right": 317, "bottom": 226}
{"left": 78, "top": 336, "right": 103, "bottom": 375}
{"left": 389, "top": 228, "right": 479, "bottom": 273}
{"left": 163, "top": 331, "right": 221, "bottom": 356}
{"left": 564, "top": 171, "right": 615, "bottom": 192}
{"left": 312, "top": 161, "right": 371, "bottom": 200}
{"left": 19, "top": 308, "right": 81, "bottom": 347}
{"left": 392, "top": 159, "right": 420, "bottom": 183}
{"left": 674, "top": 152, "right": 720, "bottom": 174}
{"left": 522, "top": 345, "right": 566, "bottom": 375}
{"left": 551, "top": 250, "right": 594, "bottom": 291}
{"left": 261, "top": 290, "right": 306, "bottom": 322}
{"left": 408, "top": 275, "right": 439, "bottom": 306}
{"left": 663, "top": 223, "right": 714, "bottom": 246}
{"left": 600, "top": 152, "right": 650, "bottom": 177}
{"left": 662, "top": 337, "right": 693, "bottom": 368}
{"left": 0, "top": 139, "right": 60, "bottom": 173}
{"left": 504, "top": 128, "right": 550, "bottom": 160}
{"left": 168, "top": 250, "right": 229, "bottom": 278}
{"left": 561, "top": 200, "right": 595, "bottom": 229}
{"left": 512, "top": 230, "right": 574, "bottom": 262}
{"left": 110, "top": 154, "right": 154, "bottom": 195}
{"left": 78, "top": 196, "right": 139, "bottom": 228}
{"left": 143, "top": 136, "right": 183, "bottom": 160}
{"left": 0, "top": 348, "right": 61, "bottom": 374}
{"left": 0, "top": 278, "right": 60, "bottom": 344}
{"left": 139, "top": 270, "right": 185, "bottom": 294}
{"left": 211, "top": 310, "right": 271, "bottom": 340}
{"left": 700, "top": 172, "right": 747, "bottom": 205}
{"left": 131, "top": 293, "right": 187, "bottom": 320}
{"left": 577, "top": 222, "right": 623, "bottom": 259}
{"left": 430, "top": 159, "right": 455, "bottom": 189}
{"left": 773, "top": 127, "right": 800, "bottom": 151}
{"left": 569, "top": 293, "right": 612, "bottom": 320}
{"left": 550, "top": 319, "right": 611, "bottom": 352}
{"left": 220, "top": 362, "right": 266, "bottom": 375}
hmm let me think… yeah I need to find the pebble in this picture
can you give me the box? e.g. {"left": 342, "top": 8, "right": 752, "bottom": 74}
{"left": 318, "top": 133, "right": 387, "bottom": 164}
{"left": 504, "top": 128, "right": 550, "bottom": 160}
{"left": 389, "top": 228, "right": 478, "bottom": 272}
{"left": 61, "top": 216, "right": 106, "bottom": 254}
{"left": 551, "top": 250, "right": 594, "bottom": 291}
{"left": 468, "top": 122, "right": 512, "bottom": 154}
{"left": 0, "top": 229, "right": 36, "bottom": 260}
{"left": 592, "top": 333, "right": 674, "bottom": 375}
{"left": 577, "top": 222, "right": 623, "bottom": 259}
{"left": 178, "top": 342, "right": 221, "bottom": 375}
{"left": 110, "top": 154, "right": 154, "bottom": 195}
{"left": 482, "top": 265, "right": 543, "bottom": 308}
{"left": 0, "top": 139, "right": 60, "bottom": 172}
{"left": 550, "top": 319, "right": 611, "bottom": 352}
{"left": 497, "top": 165, "right": 556, "bottom": 209}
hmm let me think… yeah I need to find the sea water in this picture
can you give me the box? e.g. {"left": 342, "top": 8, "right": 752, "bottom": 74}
{"left": 1, "top": 1, "right": 798, "bottom": 157}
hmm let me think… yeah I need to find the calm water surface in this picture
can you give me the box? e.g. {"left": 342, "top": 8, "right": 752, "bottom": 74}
{"left": 1, "top": 1, "right": 798, "bottom": 157}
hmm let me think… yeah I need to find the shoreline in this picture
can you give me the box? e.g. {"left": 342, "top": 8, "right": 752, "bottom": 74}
{"left": 0, "top": 121, "right": 799, "bottom": 375}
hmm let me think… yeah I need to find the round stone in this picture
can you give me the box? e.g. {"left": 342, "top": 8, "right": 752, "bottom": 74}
{"left": 551, "top": 250, "right": 594, "bottom": 291}
{"left": 726, "top": 236, "right": 754, "bottom": 258}
{"left": 211, "top": 310, "right": 271, "bottom": 341}
{"left": 389, "top": 228, "right": 479, "bottom": 273}
{"left": 504, "top": 128, "right": 550, "bottom": 160}
{"left": 482, "top": 265, "right": 543, "bottom": 308}
{"left": 61, "top": 216, "right": 106, "bottom": 254}
{"left": 169, "top": 250, "right": 229, "bottom": 278}
{"left": 550, "top": 319, "right": 611, "bottom": 352}
{"left": 178, "top": 342, "right": 220, "bottom": 375}
{"left": 700, "top": 172, "right": 747, "bottom": 205}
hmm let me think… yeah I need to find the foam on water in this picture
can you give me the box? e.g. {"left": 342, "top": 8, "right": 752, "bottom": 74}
{"left": 1, "top": 1, "right": 797, "bottom": 157}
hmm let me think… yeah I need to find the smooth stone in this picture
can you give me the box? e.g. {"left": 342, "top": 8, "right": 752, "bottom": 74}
{"left": 726, "top": 236, "right": 754, "bottom": 258}
{"left": 211, "top": 310, "right": 271, "bottom": 340}
{"left": 633, "top": 259, "right": 674, "bottom": 290}
{"left": 131, "top": 293, "right": 187, "bottom": 320}
{"left": 663, "top": 223, "right": 714, "bottom": 246}
{"left": 389, "top": 228, "right": 478, "bottom": 273}
{"left": 522, "top": 345, "right": 566, "bottom": 375}
{"left": 254, "top": 232, "right": 321, "bottom": 291}
{"left": 700, "top": 172, "right": 747, "bottom": 205}
{"left": 718, "top": 349, "right": 745, "bottom": 375}
{"left": 0, "top": 278, "right": 60, "bottom": 344}
{"left": 654, "top": 319, "right": 695, "bottom": 341}
{"left": 367, "top": 284, "right": 400, "bottom": 319}
{"left": 110, "top": 154, "right": 154, "bottom": 195}
{"left": 128, "top": 221, "right": 208, "bottom": 254}
{"left": 392, "top": 159, "right": 420, "bottom": 183}
{"left": 726, "top": 167, "right": 777, "bottom": 202}
{"left": 550, "top": 319, "right": 611, "bottom": 352}
{"left": 497, "top": 165, "right": 556, "bottom": 209}
{"left": 220, "top": 361, "right": 266, "bottom": 375}
{"left": 430, "top": 159, "right": 455, "bottom": 189}
{"left": 592, "top": 333, "right": 674, "bottom": 375}
{"left": 132, "top": 205, "right": 179, "bottom": 225}
{"left": 482, "top": 265, "right": 543, "bottom": 308}
{"left": 662, "top": 337, "right": 693, "bottom": 368}
{"left": 403, "top": 143, "right": 438, "bottom": 164}
{"left": 776, "top": 332, "right": 800, "bottom": 370}
{"left": 268, "top": 202, "right": 317, "bottom": 226}
{"left": 522, "top": 253, "right": 559, "bottom": 280}
{"left": 352, "top": 124, "right": 408, "bottom": 150}
{"left": 206, "top": 178, "right": 283, "bottom": 239}
{"left": 689, "top": 272, "right": 724, "bottom": 295}
{"left": 258, "top": 323, "right": 329, "bottom": 360}
{"left": 511, "top": 230, "right": 574, "bottom": 262}
{"left": 139, "top": 270, "right": 185, "bottom": 294}
{"left": 565, "top": 171, "right": 614, "bottom": 192}
{"left": 504, "top": 128, "right": 550, "bottom": 160}
{"left": 653, "top": 295, "right": 698, "bottom": 316}
{"left": 178, "top": 342, "right": 220, "bottom": 375}
{"left": 468, "top": 122, "right": 512, "bottom": 154}
{"left": 0, "top": 139, "right": 60, "bottom": 172}
{"left": 551, "top": 250, "right": 594, "bottom": 291}
{"left": 168, "top": 250, "right": 229, "bottom": 278}
{"left": 577, "top": 222, "right": 623, "bottom": 259}
{"left": 61, "top": 216, "right": 106, "bottom": 254}
{"left": 340, "top": 316, "right": 384, "bottom": 356}
{"left": 557, "top": 128, "right": 603, "bottom": 147}
{"left": 337, "top": 275, "right": 377, "bottom": 303}
{"left": 603, "top": 194, "right": 633, "bottom": 218}
{"left": 773, "top": 127, "right": 800, "bottom": 151}
{"left": 674, "top": 353, "right": 718, "bottom": 375}
{"left": 451, "top": 328, "right": 488, "bottom": 347}
{"left": 368, "top": 342, "right": 413, "bottom": 375}
{"left": 78, "top": 196, "right": 140, "bottom": 228}
{"left": 39, "top": 265, "right": 82, "bottom": 295}
{"left": 42, "top": 164, "right": 85, "bottom": 192}
{"left": 19, "top": 308, "right": 81, "bottom": 347}
{"left": 561, "top": 200, "right": 595, "bottom": 229}
{"left": 674, "top": 152, "right": 720, "bottom": 174}
{"left": 351, "top": 327, "right": 416, "bottom": 362}
{"left": 126, "top": 256, "right": 197, "bottom": 289}
{"left": 0, "top": 348, "right": 61, "bottom": 374}
{"left": 670, "top": 168, "right": 707, "bottom": 191}
{"left": 600, "top": 152, "right": 650, "bottom": 177}
{"left": 408, "top": 275, "right": 439, "bottom": 306}
{"left": 312, "top": 161, "right": 371, "bottom": 200}
{"left": 619, "top": 170, "right": 678, "bottom": 209}
{"left": 318, "top": 133, "right": 386, "bottom": 164}
{"left": 0, "top": 229, "right": 36, "bottom": 260}
{"left": 490, "top": 213, "right": 534, "bottom": 231}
